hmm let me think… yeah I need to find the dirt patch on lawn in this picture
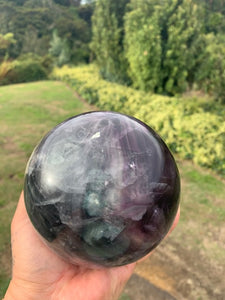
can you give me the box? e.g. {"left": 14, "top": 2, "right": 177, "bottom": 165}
{"left": 1, "top": 137, "right": 26, "bottom": 164}
{"left": 135, "top": 238, "right": 225, "bottom": 300}
{"left": 1, "top": 137, "right": 17, "bottom": 152}
{"left": 124, "top": 274, "right": 177, "bottom": 300}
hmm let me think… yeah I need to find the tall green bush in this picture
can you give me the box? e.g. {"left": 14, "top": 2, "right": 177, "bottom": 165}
{"left": 162, "top": 0, "right": 204, "bottom": 94}
{"left": 195, "top": 33, "right": 225, "bottom": 103}
{"left": 124, "top": 0, "right": 204, "bottom": 94}
{"left": 5, "top": 60, "right": 47, "bottom": 84}
{"left": 124, "top": 1, "right": 162, "bottom": 92}
{"left": 0, "top": 54, "right": 51, "bottom": 85}
{"left": 91, "top": 0, "right": 130, "bottom": 83}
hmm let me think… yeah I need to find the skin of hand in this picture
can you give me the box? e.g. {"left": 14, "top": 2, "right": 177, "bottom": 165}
{"left": 4, "top": 192, "right": 180, "bottom": 300}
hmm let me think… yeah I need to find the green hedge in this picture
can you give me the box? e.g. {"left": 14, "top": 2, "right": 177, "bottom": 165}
{"left": 52, "top": 64, "right": 225, "bottom": 176}
{"left": 7, "top": 60, "right": 47, "bottom": 84}
{"left": 0, "top": 55, "right": 53, "bottom": 86}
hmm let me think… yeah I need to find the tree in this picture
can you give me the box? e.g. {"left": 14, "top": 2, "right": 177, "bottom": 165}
{"left": 78, "top": 2, "right": 95, "bottom": 26}
{"left": 23, "top": 0, "right": 54, "bottom": 8}
{"left": 49, "top": 30, "right": 71, "bottom": 66}
{"left": 162, "top": 0, "right": 204, "bottom": 94}
{"left": 21, "top": 26, "right": 48, "bottom": 55}
{"left": 124, "top": 0, "right": 204, "bottom": 94}
{"left": 0, "top": 32, "right": 16, "bottom": 60}
{"left": 124, "top": 0, "right": 162, "bottom": 92}
{"left": 7, "top": 0, "right": 27, "bottom": 5}
{"left": 53, "top": 0, "right": 81, "bottom": 6}
{"left": 0, "top": 0, "right": 93, "bottom": 62}
{"left": 91, "top": 0, "right": 130, "bottom": 83}
{"left": 0, "top": 33, "right": 16, "bottom": 50}
{"left": 195, "top": 33, "right": 225, "bottom": 103}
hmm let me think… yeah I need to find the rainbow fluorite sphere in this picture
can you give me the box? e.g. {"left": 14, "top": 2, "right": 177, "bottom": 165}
{"left": 24, "top": 111, "right": 180, "bottom": 268}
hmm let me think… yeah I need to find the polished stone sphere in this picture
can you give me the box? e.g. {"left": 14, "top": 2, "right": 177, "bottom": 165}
{"left": 24, "top": 111, "right": 180, "bottom": 268}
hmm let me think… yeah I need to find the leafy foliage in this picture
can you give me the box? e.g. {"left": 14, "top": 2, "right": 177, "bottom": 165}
{"left": 91, "top": 0, "right": 130, "bottom": 83}
{"left": 0, "top": 61, "right": 12, "bottom": 84}
{"left": 195, "top": 33, "right": 225, "bottom": 103}
{"left": 90, "top": 0, "right": 225, "bottom": 101}
{"left": 0, "top": 0, "right": 93, "bottom": 63}
{"left": 0, "top": 33, "right": 16, "bottom": 60}
{"left": 124, "top": 0, "right": 205, "bottom": 94}
{"left": 0, "top": 54, "right": 52, "bottom": 85}
{"left": 49, "top": 30, "right": 71, "bottom": 67}
{"left": 162, "top": 0, "right": 204, "bottom": 94}
{"left": 1, "top": 0, "right": 225, "bottom": 100}
{"left": 0, "top": 33, "right": 16, "bottom": 50}
{"left": 124, "top": 0, "right": 161, "bottom": 92}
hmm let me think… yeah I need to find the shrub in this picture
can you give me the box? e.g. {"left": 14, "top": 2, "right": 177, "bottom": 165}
{"left": 52, "top": 64, "right": 225, "bottom": 175}
{"left": 0, "top": 61, "right": 13, "bottom": 85}
{"left": 0, "top": 55, "right": 51, "bottom": 85}
{"left": 6, "top": 60, "right": 47, "bottom": 84}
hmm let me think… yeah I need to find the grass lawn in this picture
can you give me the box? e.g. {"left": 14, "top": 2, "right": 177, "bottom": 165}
{"left": 0, "top": 81, "right": 224, "bottom": 299}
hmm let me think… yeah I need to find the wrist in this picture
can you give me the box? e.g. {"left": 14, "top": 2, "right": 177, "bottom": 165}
{"left": 4, "top": 278, "right": 53, "bottom": 300}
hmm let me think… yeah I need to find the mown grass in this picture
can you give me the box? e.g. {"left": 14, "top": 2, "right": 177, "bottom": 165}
{"left": 181, "top": 166, "right": 225, "bottom": 222}
{"left": 0, "top": 81, "right": 224, "bottom": 299}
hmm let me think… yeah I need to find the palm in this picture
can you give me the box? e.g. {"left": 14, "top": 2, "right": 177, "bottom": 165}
{"left": 10, "top": 193, "right": 135, "bottom": 300}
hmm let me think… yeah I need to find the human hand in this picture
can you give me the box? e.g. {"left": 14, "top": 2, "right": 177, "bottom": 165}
{"left": 4, "top": 192, "right": 179, "bottom": 300}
